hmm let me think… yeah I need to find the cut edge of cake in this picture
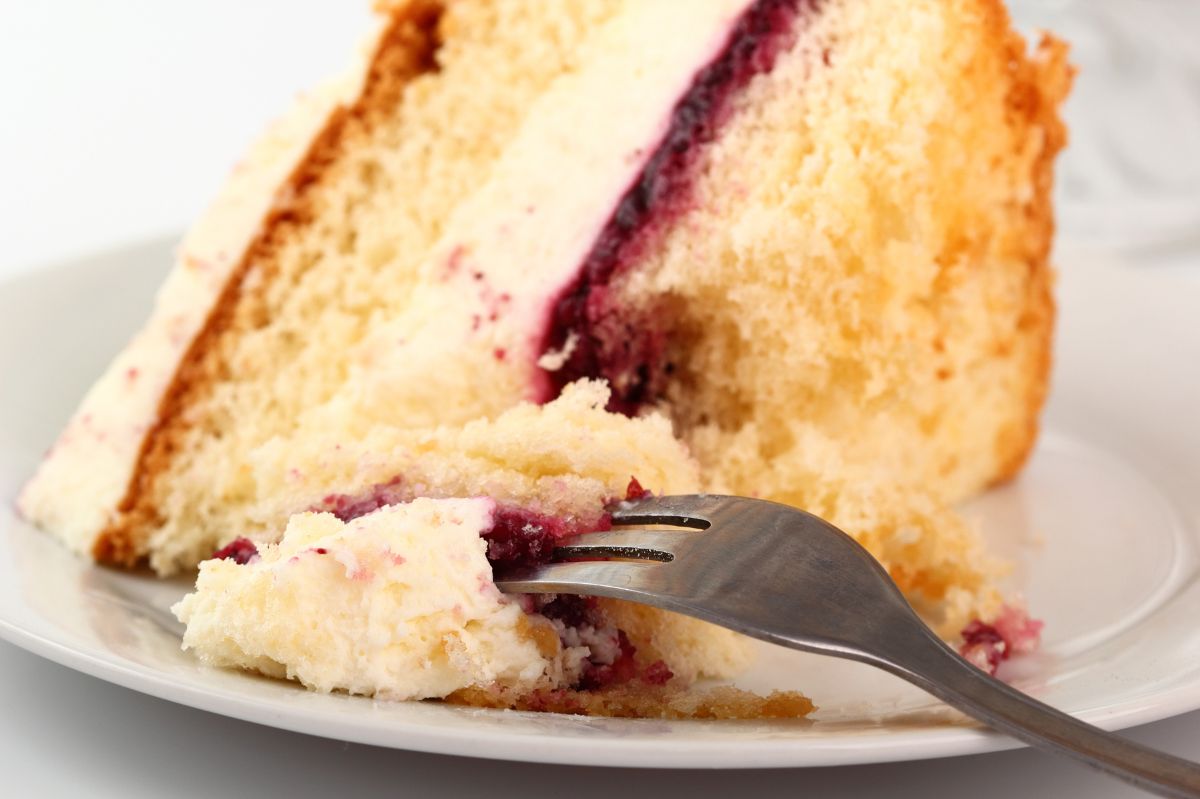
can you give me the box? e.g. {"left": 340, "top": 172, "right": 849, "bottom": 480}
{"left": 989, "top": 33, "right": 1073, "bottom": 485}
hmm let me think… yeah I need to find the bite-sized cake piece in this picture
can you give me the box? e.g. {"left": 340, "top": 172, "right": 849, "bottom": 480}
{"left": 175, "top": 500, "right": 810, "bottom": 717}
{"left": 174, "top": 384, "right": 785, "bottom": 714}
{"left": 21, "top": 0, "right": 1070, "bottom": 704}
{"left": 175, "top": 500, "right": 550, "bottom": 699}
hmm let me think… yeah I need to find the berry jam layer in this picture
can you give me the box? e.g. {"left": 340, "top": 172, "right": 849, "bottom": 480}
{"left": 540, "top": 0, "right": 816, "bottom": 414}
{"left": 307, "top": 477, "right": 658, "bottom": 569}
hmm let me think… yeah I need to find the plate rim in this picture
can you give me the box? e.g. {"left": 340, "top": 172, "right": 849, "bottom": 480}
{"left": 4, "top": 614, "right": 1200, "bottom": 769}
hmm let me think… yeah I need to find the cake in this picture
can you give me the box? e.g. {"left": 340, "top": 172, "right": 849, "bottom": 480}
{"left": 19, "top": 0, "right": 1071, "bottom": 710}
{"left": 175, "top": 500, "right": 551, "bottom": 700}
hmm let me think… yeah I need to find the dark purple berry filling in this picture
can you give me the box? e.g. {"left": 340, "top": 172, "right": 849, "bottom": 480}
{"left": 538, "top": 0, "right": 814, "bottom": 414}
{"left": 538, "top": 595, "right": 673, "bottom": 690}
{"left": 316, "top": 485, "right": 611, "bottom": 571}
{"left": 316, "top": 477, "right": 407, "bottom": 522}
{"left": 211, "top": 537, "right": 258, "bottom": 565}
{"left": 481, "top": 506, "right": 612, "bottom": 569}
{"left": 312, "top": 474, "right": 658, "bottom": 571}
{"left": 578, "top": 630, "right": 640, "bottom": 690}
{"left": 538, "top": 593, "right": 600, "bottom": 630}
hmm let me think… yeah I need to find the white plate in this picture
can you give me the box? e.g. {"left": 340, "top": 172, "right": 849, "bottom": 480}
{"left": 1, "top": 238, "right": 1198, "bottom": 768}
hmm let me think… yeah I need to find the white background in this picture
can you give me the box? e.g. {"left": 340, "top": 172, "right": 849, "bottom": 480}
{"left": 1, "top": 2, "right": 1198, "bottom": 797}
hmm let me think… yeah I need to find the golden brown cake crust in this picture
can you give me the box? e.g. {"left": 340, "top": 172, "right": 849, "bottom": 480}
{"left": 446, "top": 684, "right": 815, "bottom": 721}
{"left": 989, "top": 29, "right": 1074, "bottom": 485}
{"left": 92, "top": 3, "right": 445, "bottom": 567}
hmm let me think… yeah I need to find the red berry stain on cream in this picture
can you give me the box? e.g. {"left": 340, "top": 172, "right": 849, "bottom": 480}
{"left": 315, "top": 478, "right": 612, "bottom": 571}
{"left": 211, "top": 537, "right": 259, "bottom": 565}
{"left": 315, "top": 477, "right": 407, "bottom": 521}
{"left": 579, "top": 631, "right": 640, "bottom": 690}
{"left": 959, "top": 606, "right": 1043, "bottom": 675}
{"left": 538, "top": 596, "right": 675, "bottom": 690}
{"left": 642, "top": 659, "right": 675, "bottom": 686}
{"left": 443, "top": 245, "right": 466, "bottom": 278}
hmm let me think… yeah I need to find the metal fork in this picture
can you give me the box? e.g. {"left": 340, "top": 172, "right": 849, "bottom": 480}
{"left": 495, "top": 494, "right": 1200, "bottom": 799}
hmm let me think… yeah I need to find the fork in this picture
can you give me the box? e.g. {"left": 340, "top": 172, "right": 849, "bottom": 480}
{"left": 495, "top": 494, "right": 1200, "bottom": 799}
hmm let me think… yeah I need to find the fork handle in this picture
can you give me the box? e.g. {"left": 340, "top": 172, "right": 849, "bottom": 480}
{"left": 880, "top": 629, "right": 1200, "bottom": 799}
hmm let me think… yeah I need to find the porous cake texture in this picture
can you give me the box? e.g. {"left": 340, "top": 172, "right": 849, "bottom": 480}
{"left": 22, "top": 0, "right": 1070, "bottom": 707}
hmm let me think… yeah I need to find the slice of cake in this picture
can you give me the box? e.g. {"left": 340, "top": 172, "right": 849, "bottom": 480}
{"left": 20, "top": 0, "right": 1071, "bottom": 706}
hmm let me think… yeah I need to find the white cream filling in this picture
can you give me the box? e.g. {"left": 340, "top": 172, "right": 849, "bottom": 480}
{"left": 173, "top": 498, "right": 560, "bottom": 699}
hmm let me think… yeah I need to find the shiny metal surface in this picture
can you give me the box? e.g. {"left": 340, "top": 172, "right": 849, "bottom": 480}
{"left": 497, "top": 494, "right": 1200, "bottom": 798}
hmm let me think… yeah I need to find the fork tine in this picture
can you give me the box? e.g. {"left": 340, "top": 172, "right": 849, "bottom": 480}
{"left": 494, "top": 559, "right": 662, "bottom": 598}
{"left": 553, "top": 528, "right": 691, "bottom": 561}
{"left": 609, "top": 494, "right": 723, "bottom": 529}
